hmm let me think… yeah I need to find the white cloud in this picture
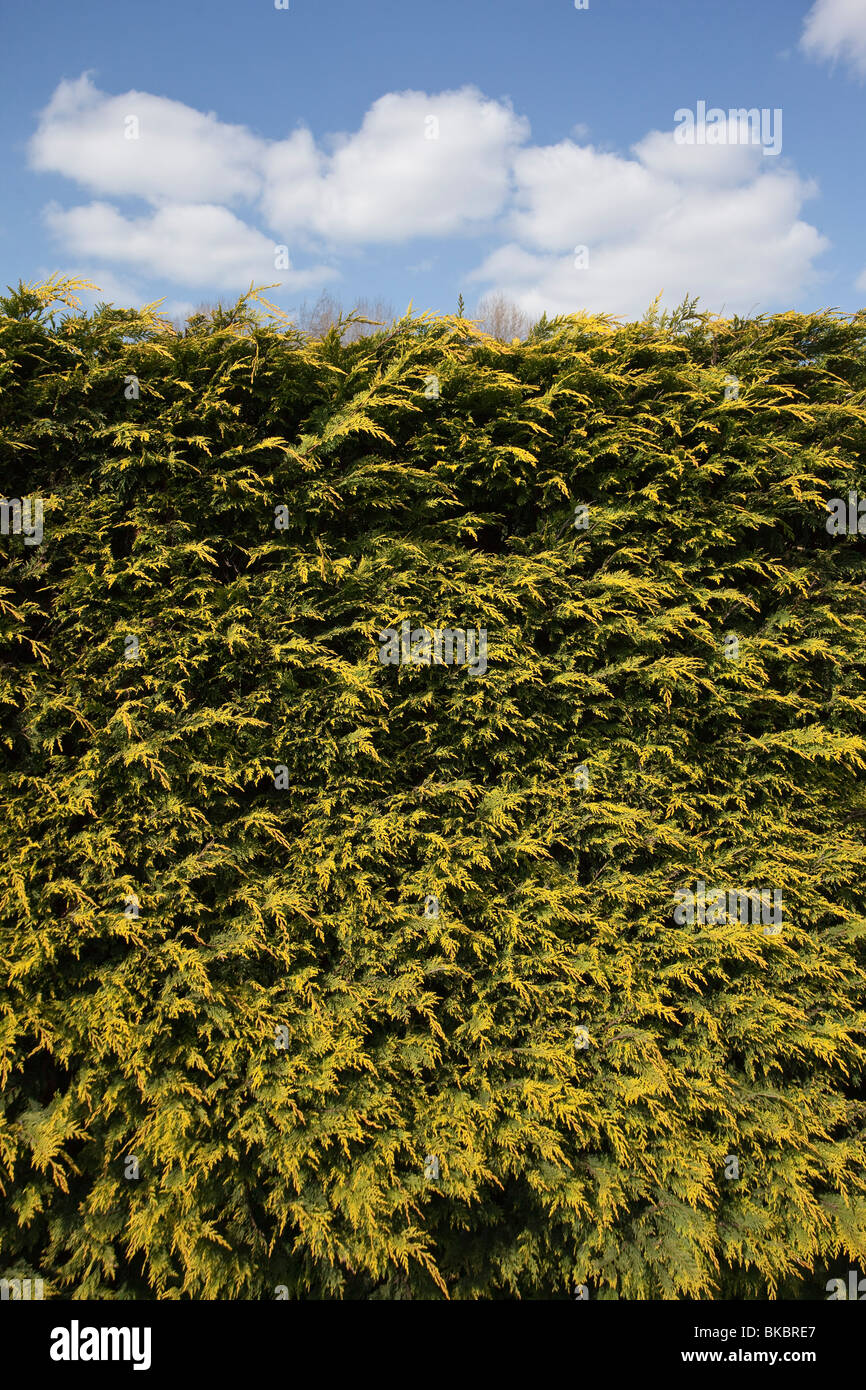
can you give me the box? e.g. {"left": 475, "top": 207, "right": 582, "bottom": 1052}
{"left": 30, "top": 77, "right": 829, "bottom": 316}
{"left": 43, "top": 201, "right": 335, "bottom": 292}
{"left": 801, "top": 0, "right": 866, "bottom": 76}
{"left": 633, "top": 125, "right": 774, "bottom": 187}
{"left": 508, "top": 143, "right": 668, "bottom": 252}
{"left": 261, "top": 88, "right": 529, "bottom": 242}
{"left": 29, "top": 73, "right": 266, "bottom": 204}
{"left": 471, "top": 124, "right": 828, "bottom": 318}
{"left": 30, "top": 77, "right": 526, "bottom": 244}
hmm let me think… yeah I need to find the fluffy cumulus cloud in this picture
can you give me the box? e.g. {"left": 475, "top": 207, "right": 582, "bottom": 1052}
{"left": 470, "top": 120, "right": 828, "bottom": 318}
{"left": 261, "top": 89, "right": 528, "bottom": 243}
{"left": 43, "top": 201, "right": 333, "bottom": 292}
{"left": 800, "top": 0, "right": 866, "bottom": 76}
{"left": 29, "top": 75, "right": 829, "bottom": 315}
{"left": 30, "top": 74, "right": 266, "bottom": 205}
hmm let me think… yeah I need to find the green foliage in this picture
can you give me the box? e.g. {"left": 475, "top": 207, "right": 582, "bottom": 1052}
{"left": 1, "top": 278, "right": 865, "bottom": 1300}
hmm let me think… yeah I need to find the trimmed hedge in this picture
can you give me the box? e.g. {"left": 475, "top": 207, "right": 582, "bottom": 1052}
{"left": 1, "top": 278, "right": 865, "bottom": 1299}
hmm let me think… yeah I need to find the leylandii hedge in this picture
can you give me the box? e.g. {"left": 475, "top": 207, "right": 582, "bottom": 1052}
{"left": 1, "top": 278, "right": 865, "bottom": 1301}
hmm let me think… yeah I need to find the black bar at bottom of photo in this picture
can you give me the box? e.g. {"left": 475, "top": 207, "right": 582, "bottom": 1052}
{"left": 3, "top": 1296, "right": 859, "bottom": 1378}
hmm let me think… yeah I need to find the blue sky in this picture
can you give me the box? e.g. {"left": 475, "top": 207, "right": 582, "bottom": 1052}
{"left": 1, "top": 0, "right": 865, "bottom": 324}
